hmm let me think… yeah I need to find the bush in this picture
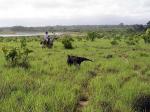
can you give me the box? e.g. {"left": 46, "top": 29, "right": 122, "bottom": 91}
{"left": 87, "top": 32, "right": 97, "bottom": 41}
{"left": 143, "top": 29, "right": 150, "bottom": 44}
{"left": 20, "top": 38, "right": 27, "bottom": 48}
{"left": 115, "top": 34, "right": 122, "bottom": 41}
{"left": 0, "top": 37, "right": 4, "bottom": 42}
{"left": 2, "top": 38, "right": 33, "bottom": 68}
{"left": 2, "top": 47, "right": 18, "bottom": 65}
{"left": 62, "top": 36, "right": 73, "bottom": 49}
{"left": 125, "top": 35, "right": 140, "bottom": 45}
{"left": 111, "top": 39, "right": 119, "bottom": 46}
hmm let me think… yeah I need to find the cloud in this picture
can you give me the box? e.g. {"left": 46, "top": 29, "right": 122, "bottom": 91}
{"left": 0, "top": 15, "right": 149, "bottom": 27}
{"left": 0, "top": 0, "right": 150, "bottom": 26}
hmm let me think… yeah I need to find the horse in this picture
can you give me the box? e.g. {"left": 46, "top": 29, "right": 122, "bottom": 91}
{"left": 40, "top": 36, "right": 55, "bottom": 48}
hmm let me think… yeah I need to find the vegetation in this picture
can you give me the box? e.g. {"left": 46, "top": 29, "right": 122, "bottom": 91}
{"left": 0, "top": 28, "right": 150, "bottom": 112}
{"left": 2, "top": 38, "right": 33, "bottom": 68}
{"left": 143, "top": 28, "right": 150, "bottom": 44}
{"left": 125, "top": 35, "right": 140, "bottom": 45}
{"left": 147, "top": 21, "right": 150, "bottom": 28}
{"left": 62, "top": 35, "right": 74, "bottom": 49}
{"left": 0, "top": 24, "right": 144, "bottom": 33}
{"left": 87, "top": 32, "right": 97, "bottom": 41}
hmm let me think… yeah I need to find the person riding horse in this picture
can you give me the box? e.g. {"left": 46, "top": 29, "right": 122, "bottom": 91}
{"left": 44, "top": 31, "right": 49, "bottom": 44}
{"left": 41, "top": 32, "right": 55, "bottom": 48}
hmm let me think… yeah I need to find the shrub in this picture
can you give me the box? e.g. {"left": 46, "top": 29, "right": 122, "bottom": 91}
{"left": 125, "top": 35, "right": 140, "bottom": 45}
{"left": 0, "top": 37, "right": 4, "bottom": 42}
{"left": 96, "top": 33, "right": 104, "bottom": 39}
{"left": 2, "top": 47, "right": 18, "bottom": 65}
{"left": 87, "top": 32, "right": 97, "bottom": 41}
{"left": 62, "top": 37, "right": 73, "bottom": 49}
{"left": 115, "top": 34, "right": 122, "bottom": 41}
{"left": 143, "top": 28, "right": 150, "bottom": 44}
{"left": 20, "top": 38, "right": 27, "bottom": 48}
{"left": 111, "top": 39, "right": 119, "bottom": 46}
{"left": 2, "top": 38, "right": 33, "bottom": 68}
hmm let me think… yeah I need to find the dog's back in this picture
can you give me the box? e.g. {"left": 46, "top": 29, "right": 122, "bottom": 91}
{"left": 67, "top": 55, "right": 92, "bottom": 66}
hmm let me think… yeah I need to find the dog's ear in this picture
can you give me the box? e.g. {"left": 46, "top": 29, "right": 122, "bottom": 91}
{"left": 68, "top": 55, "right": 70, "bottom": 58}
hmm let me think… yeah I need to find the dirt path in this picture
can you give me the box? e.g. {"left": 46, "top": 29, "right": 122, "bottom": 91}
{"left": 73, "top": 65, "right": 100, "bottom": 112}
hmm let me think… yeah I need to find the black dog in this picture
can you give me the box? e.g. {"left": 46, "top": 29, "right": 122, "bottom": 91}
{"left": 67, "top": 55, "right": 93, "bottom": 66}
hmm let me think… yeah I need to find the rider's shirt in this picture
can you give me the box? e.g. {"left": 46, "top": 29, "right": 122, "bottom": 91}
{"left": 44, "top": 34, "right": 49, "bottom": 41}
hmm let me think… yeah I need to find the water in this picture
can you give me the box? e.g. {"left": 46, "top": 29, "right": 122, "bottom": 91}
{"left": 0, "top": 32, "right": 63, "bottom": 37}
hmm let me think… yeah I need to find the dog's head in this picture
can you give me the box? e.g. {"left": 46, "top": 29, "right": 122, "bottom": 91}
{"left": 67, "top": 55, "right": 71, "bottom": 59}
{"left": 40, "top": 41, "right": 43, "bottom": 44}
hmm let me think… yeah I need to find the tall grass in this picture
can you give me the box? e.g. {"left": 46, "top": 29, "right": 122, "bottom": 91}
{"left": 0, "top": 36, "right": 150, "bottom": 112}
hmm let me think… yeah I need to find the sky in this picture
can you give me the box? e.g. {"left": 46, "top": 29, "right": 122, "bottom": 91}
{"left": 0, "top": 0, "right": 150, "bottom": 26}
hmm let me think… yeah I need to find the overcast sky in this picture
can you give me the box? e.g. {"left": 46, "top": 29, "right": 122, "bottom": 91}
{"left": 0, "top": 0, "right": 150, "bottom": 26}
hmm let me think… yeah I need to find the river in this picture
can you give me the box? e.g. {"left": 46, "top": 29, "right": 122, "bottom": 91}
{"left": 0, "top": 32, "right": 63, "bottom": 37}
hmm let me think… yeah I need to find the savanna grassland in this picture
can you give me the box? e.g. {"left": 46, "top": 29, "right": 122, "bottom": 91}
{"left": 0, "top": 30, "right": 150, "bottom": 112}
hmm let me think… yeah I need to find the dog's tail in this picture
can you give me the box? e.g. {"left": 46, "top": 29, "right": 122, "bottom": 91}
{"left": 86, "top": 58, "right": 93, "bottom": 62}
{"left": 81, "top": 57, "right": 93, "bottom": 62}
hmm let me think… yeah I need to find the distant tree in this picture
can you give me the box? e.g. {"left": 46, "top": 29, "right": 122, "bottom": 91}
{"left": 11, "top": 26, "right": 25, "bottom": 32}
{"left": 126, "top": 28, "right": 135, "bottom": 33}
{"left": 146, "top": 21, "right": 150, "bottom": 28}
{"left": 119, "top": 23, "right": 124, "bottom": 26}
{"left": 132, "top": 24, "right": 145, "bottom": 32}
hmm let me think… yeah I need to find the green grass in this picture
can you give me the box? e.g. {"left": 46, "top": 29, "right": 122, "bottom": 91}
{"left": 0, "top": 37, "right": 150, "bottom": 112}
